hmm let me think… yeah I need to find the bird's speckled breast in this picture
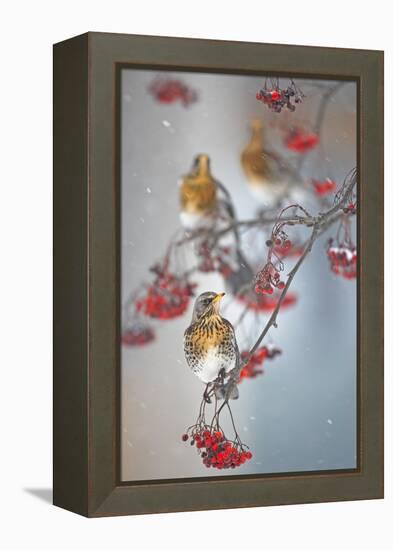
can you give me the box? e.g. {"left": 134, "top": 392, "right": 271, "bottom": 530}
{"left": 184, "top": 312, "right": 237, "bottom": 383}
{"left": 190, "top": 314, "right": 227, "bottom": 351}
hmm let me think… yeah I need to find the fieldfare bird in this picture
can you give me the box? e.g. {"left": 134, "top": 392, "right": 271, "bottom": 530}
{"left": 184, "top": 292, "right": 239, "bottom": 400}
{"left": 241, "top": 119, "right": 297, "bottom": 206}
{"left": 178, "top": 154, "right": 218, "bottom": 230}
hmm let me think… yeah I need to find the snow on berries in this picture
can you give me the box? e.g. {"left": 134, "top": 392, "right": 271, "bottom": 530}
{"left": 243, "top": 219, "right": 300, "bottom": 306}
{"left": 254, "top": 205, "right": 309, "bottom": 297}
{"left": 273, "top": 238, "right": 304, "bottom": 258}
{"left": 326, "top": 238, "right": 357, "bottom": 280}
{"left": 326, "top": 213, "right": 356, "bottom": 280}
{"left": 254, "top": 261, "right": 285, "bottom": 295}
{"left": 253, "top": 232, "right": 291, "bottom": 296}
{"left": 182, "top": 428, "right": 252, "bottom": 469}
{"left": 312, "top": 178, "right": 336, "bottom": 196}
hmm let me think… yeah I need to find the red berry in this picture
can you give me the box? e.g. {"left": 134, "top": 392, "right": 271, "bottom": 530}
{"left": 256, "top": 348, "right": 267, "bottom": 361}
{"left": 181, "top": 434, "right": 188, "bottom": 442}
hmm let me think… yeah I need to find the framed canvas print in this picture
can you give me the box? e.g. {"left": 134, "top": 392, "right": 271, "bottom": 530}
{"left": 53, "top": 32, "right": 383, "bottom": 517}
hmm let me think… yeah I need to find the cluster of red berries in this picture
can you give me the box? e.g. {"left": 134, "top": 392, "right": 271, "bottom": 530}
{"left": 135, "top": 271, "right": 196, "bottom": 320}
{"left": 326, "top": 239, "right": 357, "bottom": 280}
{"left": 239, "top": 345, "right": 282, "bottom": 381}
{"left": 273, "top": 240, "right": 303, "bottom": 259}
{"left": 148, "top": 78, "right": 198, "bottom": 107}
{"left": 121, "top": 323, "right": 155, "bottom": 347}
{"left": 284, "top": 128, "right": 319, "bottom": 153}
{"left": 254, "top": 261, "right": 285, "bottom": 295}
{"left": 182, "top": 429, "right": 252, "bottom": 469}
{"left": 256, "top": 82, "right": 304, "bottom": 113}
{"left": 196, "top": 241, "right": 233, "bottom": 278}
{"left": 312, "top": 178, "right": 336, "bottom": 196}
{"left": 268, "top": 232, "right": 293, "bottom": 257}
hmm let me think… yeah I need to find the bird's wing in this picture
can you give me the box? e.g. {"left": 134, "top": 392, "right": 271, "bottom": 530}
{"left": 222, "top": 318, "right": 240, "bottom": 370}
{"left": 183, "top": 324, "right": 199, "bottom": 372}
{"left": 214, "top": 318, "right": 240, "bottom": 400}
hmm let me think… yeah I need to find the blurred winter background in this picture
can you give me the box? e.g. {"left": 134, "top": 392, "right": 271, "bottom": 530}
{"left": 120, "top": 69, "right": 357, "bottom": 481}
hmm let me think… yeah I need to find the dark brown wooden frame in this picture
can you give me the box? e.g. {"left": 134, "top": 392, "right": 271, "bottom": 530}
{"left": 53, "top": 32, "right": 384, "bottom": 517}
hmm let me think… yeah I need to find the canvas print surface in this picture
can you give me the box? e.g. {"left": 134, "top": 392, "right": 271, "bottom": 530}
{"left": 119, "top": 69, "right": 357, "bottom": 482}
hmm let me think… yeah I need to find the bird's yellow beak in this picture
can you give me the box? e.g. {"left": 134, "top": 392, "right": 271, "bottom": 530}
{"left": 212, "top": 292, "right": 225, "bottom": 303}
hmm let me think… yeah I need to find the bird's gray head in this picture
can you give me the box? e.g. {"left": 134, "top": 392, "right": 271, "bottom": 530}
{"left": 191, "top": 291, "right": 225, "bottom": 323}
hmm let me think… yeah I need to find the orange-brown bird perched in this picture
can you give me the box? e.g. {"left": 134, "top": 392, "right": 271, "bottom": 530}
{"left": 241, "top": 119, "right": 290, "bottom": 206}
{"left": 179, "top": 154, "right": 218, "bottom": 229}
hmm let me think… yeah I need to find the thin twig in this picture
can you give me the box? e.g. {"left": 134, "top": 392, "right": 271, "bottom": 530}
{"left": 246, "top": 225, "right": 319, "bottom": 360}
{"left": 240, "top": 168, "right": 357, "bottom": 366}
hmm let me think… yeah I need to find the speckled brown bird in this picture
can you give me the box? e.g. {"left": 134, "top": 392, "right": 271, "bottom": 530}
{"left": 179, "top": 154, "right": 218, "bottom": 229}
{"left": 184, "top": 292, "right": 239, "bottom": 391}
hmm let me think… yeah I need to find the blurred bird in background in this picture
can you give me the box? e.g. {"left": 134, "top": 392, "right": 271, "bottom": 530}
{"left": 241, "top": 119, "right": 302, "bottom": 208}
{"left": 179, "top": 154, "right": 254, "bottom": 295}
{"left": 179, "top": 154, "right": 218, "bottom": 230}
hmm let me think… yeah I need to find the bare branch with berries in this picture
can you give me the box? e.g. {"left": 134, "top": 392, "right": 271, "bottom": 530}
{"left": 229, "top": 167, "right": 357, "bottom": 381}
